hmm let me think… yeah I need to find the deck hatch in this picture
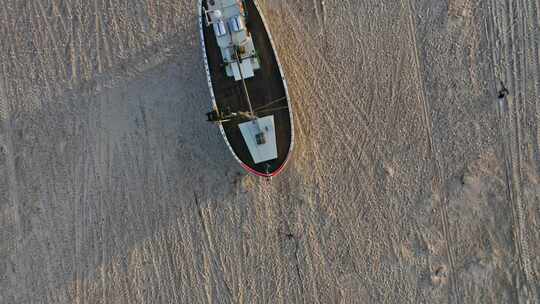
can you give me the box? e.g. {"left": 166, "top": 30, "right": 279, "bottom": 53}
{"left": 213, "top": 20, "right": 227, "bottom": 36}
{"left": 230, "top": 15, "right": 245, "bottom": 32}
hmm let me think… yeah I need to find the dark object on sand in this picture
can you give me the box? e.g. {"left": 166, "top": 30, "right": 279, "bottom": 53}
{"left": 498, "top": 82, "right": 509, "bottom": 99}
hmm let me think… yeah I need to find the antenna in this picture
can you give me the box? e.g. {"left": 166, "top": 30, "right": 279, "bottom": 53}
{"left": 265, "top": 163, "right": 272, "bottom": 182}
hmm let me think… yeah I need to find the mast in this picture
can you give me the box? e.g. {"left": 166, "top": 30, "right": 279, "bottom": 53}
{"left": 233, "top": 46, "right": 255, "bottom": 118}
{"left": 225, "top": 9, "right": 256, "bottom": 120}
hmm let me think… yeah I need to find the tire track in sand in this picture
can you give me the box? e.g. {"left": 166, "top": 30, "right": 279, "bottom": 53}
{"left": 508, "top": 0, "right": 536, "bottom": 287}
{"left": 35, "top": 0, "right": 69, "bottom": 84}
{"left": 401, "top": 0, "right": 460, "bottom": 301}
{"left": 0, "top": 61, "right": 27, "bottom": 302}
{"left": 312, "top": 0, "right": 328, "bottom": 49}
{"left": 278, "top": 1, "right": 377, "bottom": 175}
{"left": 524, "top": 0, "right": 540, "bottom": 175}
{"left": 486, "top": 0, "right": 537, "bottom": 298}
{"left": 280, "top": 1, "right": 370, "bottom": 125}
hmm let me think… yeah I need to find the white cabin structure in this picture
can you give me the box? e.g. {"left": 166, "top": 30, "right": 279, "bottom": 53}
{"left": 204, "top": 0, "right": 260, "bottom": 81}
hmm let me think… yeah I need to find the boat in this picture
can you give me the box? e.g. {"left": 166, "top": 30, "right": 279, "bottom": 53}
{"left": 199, "top": 0, "right": 294, "bottom": 177}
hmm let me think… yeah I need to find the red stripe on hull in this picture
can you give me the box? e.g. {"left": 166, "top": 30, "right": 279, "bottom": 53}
{"left": 239, "top": 152, "right": 291, "bottom": 177}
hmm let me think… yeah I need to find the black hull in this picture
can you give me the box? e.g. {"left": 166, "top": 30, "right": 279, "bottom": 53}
{"left": 199, "top": 0, "right": 294, "bottom": 177}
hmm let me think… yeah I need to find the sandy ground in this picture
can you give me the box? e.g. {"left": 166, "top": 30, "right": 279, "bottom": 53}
{"left": 0, "top": 0, "right": 539, "bottom": 303}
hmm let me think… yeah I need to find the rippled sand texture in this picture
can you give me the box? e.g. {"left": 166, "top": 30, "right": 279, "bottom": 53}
{"left": 0, "top": 0, "right": 539, "bottom": 303}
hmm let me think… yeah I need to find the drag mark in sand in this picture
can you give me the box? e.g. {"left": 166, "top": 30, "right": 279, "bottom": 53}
{"left": 401, "top": 0, "right": 460, "bottom": 301}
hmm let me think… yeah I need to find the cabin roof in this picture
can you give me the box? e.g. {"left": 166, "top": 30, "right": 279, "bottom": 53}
{"left": 239, "top": 116, "right": 278, "bottom": 164}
